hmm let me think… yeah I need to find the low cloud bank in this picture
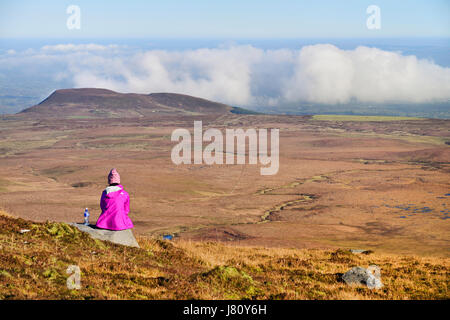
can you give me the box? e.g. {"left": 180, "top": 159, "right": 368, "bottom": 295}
{"left": 2, "top": 43, "right": 449, "bottom": 106}
{"left": 41, "top": 44, "right": 120, "bottom": 52}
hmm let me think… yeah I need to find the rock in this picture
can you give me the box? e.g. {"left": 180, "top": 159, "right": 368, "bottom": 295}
{"left": 342, "top": 265, "right": 383, "bottom": 289}
{"left": 367, "top": 265, "right": 381, "bottom": 279}
{"left": 366, "top": 275, "right": 383, "bottom": 290}
{"left": 70, "top": 223, "right": 140, "bottom": 248}
{"left": 342, "top": 266, "right": 368, "bottom": 285}
{"left": 349, "top": 249, "right": 374, "bottom": 255}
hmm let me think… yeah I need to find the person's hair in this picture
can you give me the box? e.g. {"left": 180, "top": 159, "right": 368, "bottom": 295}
{"left": 109, "top": 183, "right": 119, "bottom": 186}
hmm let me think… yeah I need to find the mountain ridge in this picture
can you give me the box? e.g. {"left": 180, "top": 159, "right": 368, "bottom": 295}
{"left": 19, "top": 88, "right": 248, "bottom": 118}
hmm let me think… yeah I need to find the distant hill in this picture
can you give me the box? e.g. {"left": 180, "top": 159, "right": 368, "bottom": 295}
{"left": 255, "top": 101, "right": 450, "bottom": 119}
{"left": 19, "top": 88, "right": 249, "bottom": 118}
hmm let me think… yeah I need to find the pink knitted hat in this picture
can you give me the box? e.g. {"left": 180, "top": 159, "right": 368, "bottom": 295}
{"left": 108, "top": 168, "right": 120, "bottom": 184}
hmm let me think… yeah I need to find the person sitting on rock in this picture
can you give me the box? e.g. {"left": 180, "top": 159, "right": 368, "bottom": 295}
{"left": 96, "top": 168, "right": 134, "bottom": 230}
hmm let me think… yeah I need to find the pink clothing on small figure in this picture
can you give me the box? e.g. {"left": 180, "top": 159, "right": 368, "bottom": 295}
{"left": 108, "top": 168, "right": 121, "bottom": 185}
{"left": 96, "top": 170, "right": 134, "bottom": 231}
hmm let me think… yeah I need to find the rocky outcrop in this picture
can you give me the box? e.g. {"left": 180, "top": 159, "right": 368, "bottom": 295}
{"left": 71, "top": 223, "right": 139, "bottom": 248}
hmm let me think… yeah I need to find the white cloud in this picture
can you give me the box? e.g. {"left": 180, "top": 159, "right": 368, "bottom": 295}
{"left": 69, "top": 46, "right": 263, "bottom": 105}
{"left": 41, "top": 43, "right": 120, "bottom": 52}
{"left": 2, "top": 43, "right": 450, "bottom": 106}
{"left": 284, "top": 44, "right": 450, "bottom": 104}
{"left": 68, "top": 44, "right": 450, "bottom": 105}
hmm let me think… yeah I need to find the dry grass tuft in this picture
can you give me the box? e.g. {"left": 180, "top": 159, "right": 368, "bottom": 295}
{"left": 0, "top": 214, "right": 448, "bottom": 300}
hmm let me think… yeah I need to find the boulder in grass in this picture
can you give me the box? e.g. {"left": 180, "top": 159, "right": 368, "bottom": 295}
{"left": 342, "top": 265, "right": 383, "bottom": 289}
{"left": 71, "top": 223, "right": 140, "bottom": 248}
{"left": 349, "top": 249, "right": 374, "bottom": 255}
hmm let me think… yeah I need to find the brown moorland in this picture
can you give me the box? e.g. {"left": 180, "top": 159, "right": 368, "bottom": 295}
{"left": 0, "top": 88, "right": 449, "bottom": 261}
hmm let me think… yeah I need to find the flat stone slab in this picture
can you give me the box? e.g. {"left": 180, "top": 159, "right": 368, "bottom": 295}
{"left": 349, "top": 249, "right": 373, "bottom": 254}
{"left": 349, "top": 249, "right": 367, "bottom": 253}
{"left": 71, "top": 223, "right": 140, "bottom": 248}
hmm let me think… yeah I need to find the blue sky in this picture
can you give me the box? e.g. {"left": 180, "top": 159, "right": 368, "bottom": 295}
{"left": 0, "top": 0, "right": 449, "bottom": 38}
{"left": 0, "top": 1, "right": 449, "bottom": 115}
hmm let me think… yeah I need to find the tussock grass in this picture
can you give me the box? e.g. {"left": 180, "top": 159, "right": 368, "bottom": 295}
{"left": 0, "top": 212, "right": 448, "bottom": 300}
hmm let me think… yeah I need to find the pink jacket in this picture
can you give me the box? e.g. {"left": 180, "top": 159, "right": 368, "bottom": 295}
{"left": 96, "top": 184, "right": 134, "bottom": 230}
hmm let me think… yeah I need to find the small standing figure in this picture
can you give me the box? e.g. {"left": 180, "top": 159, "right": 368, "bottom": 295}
{"left": 83, "top": 208, "right": 90, "bottom": 226}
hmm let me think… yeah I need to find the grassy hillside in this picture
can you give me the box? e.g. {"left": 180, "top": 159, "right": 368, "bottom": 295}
{"left": 0, "top": 211, "right": 448, "bottom": 300}
{"left": 312, "top": 115, "right": 425, "bottom": 121}
{"left": 255, "top": 102, "right": 450, "bottom": 119}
